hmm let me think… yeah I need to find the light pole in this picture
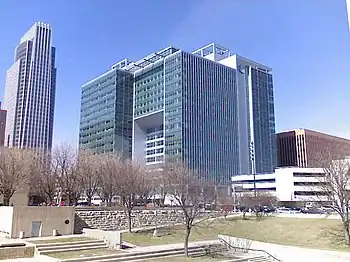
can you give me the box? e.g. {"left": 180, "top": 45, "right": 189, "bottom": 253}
{"left": 152, "top": 195, "right": 158, "bottom": 237}
{"left": 250, "top": 141, "right": 256, "bottom": 198}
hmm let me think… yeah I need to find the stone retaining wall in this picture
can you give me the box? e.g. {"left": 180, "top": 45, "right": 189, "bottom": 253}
{"left": 0, "top": 246, "right": 34, "bottom": 260}
{"left": 74, "top": 209, "right": 185, "bottom": 233}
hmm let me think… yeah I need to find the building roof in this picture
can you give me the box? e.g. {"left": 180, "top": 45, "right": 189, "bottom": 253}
{"left": 277, "top": 128, "right": 350, "bottom": 142}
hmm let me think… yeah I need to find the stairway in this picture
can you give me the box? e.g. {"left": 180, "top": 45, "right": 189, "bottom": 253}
{"left": 34, "top": 239, "right": 108, "bottom": 256}
{"left": 58, "top": 245, "right": 209, "bottom": 262}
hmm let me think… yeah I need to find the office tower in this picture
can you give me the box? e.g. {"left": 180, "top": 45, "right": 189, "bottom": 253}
{"left": 3, "top": 22, "right": 56, "bottom": 150}
{"left": 277, "top": 129, "right": 350, "bottom": 168}
{"left": 0, "top": 102, "right": 7, "bottom": 146}
{"left": 79, "top": 43, "right": 276, "bottom": 183}
{"left": 79, "top": 63, "right": 133, "bottom": 156}
{"left": 219, "top": 49, "right": 276, "bottom": 175}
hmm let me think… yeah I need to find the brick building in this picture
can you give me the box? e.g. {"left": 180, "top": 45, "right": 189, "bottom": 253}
{"left": 276, "top": 129, "right": 350, "bottom": 167}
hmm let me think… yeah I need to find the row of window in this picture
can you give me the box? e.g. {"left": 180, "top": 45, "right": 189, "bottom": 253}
{"left": 146, "top": 148, "right": 164, "bottom": 155}
{"left": 146, "top": 155, "right": 164, "bottom": 163}
{"left": 146, "top": 140, "right": 164, "bottom": 148}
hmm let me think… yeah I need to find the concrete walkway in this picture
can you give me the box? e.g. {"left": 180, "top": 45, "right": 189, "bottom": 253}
{"left": 124, "top": 239, "right": 219, "bottom": 253}
{"left": 219, "top": 234, "right": 350, "bottom": 262}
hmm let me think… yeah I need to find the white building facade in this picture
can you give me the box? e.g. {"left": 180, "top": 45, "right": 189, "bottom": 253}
{"left": 4, "top": 22, "right": 56, "bottom": 150}
{"left": 232, "top": 167, "right": 329, "bottom": 203}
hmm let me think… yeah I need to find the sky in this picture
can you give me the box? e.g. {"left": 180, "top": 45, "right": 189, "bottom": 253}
{"left": 0, "top": 0, "right": 349, "bottom": 148}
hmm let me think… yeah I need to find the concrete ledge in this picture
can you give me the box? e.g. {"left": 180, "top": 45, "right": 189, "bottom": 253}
{"left": 83, "top": 228, "right": 122, "bottom": 250}
{"left": 35, "top": 239, "right": 104, "bottom": 248}
{"left": 0, "top": 242, "right": 26, "bottom": 247}
{"left": 39, "top": 244, "right": 107, "bottom": 255}
{"left": 37, "top": 242, "right": 106, "bottom": 251}
{"left": 0, "top": 245, "right": 35, "bottom": 260}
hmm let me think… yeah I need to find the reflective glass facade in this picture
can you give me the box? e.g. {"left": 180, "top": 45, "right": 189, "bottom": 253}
{"left": 79, "top": 43, "right": 276, "bottom": 183}
{"left": 79, "top": 69, "right": 133, "bottom": 156}
{"left": 167, "top": 52, "right": 239, "bottom": 184}
{"left": 134, "top": 65, "right": 164, "bottom": 118}
{"left": 251, "top": 68, "right": 276, "bottom": 173}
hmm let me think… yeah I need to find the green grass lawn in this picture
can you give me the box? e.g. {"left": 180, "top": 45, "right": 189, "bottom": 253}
{"left": 46, "top": 248, "right": 119, "bottom": 259}
{"left": 29, "top": 236, "right": 93, "bottom": 244}
{"left": 123, "top": 217, "right": 350, "bottom": 251}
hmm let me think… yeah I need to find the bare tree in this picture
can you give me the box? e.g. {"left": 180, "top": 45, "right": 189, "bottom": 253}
{"left": 161, "top": 160, "right": 216, "bottom": 257}
{"left": 0, "top": 148, "right": 33, "bottom": 206}
{"left": 99, "top": 153, "right": 123, "bottom": 206}
{"left": 117, "top": 159, "right": 149, "bottom": 233}
{"left": 239, "top": 192, "right": 278, "bottom": 219}
{"left": 54, "top": 144, "right": 81, "bottom": 205}
{"left": 316, "top": 154, "right": 350, "bottom": 245}
{"left": 30, "top": 152, "right": 58, "bottom": 204}
{"left": 78, "top": 150, "right": 102, "bottom": 205}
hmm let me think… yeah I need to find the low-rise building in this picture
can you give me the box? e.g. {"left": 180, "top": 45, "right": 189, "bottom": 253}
{"left": 232, "top": 167, "right": 329, "bottom": 206}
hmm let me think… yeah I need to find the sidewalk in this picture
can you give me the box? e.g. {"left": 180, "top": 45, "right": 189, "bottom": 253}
{"left": 124, "top": 239, "right": 219, "bottom": 253}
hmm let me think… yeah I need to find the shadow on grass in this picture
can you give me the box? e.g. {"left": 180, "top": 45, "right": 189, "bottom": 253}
{"left": 319, "top": 223, "right": 347, "bottom": 248}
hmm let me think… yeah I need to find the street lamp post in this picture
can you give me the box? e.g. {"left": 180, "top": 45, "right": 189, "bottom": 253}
{"left": 250, "top": 141, "right": 256, "bottom": 198}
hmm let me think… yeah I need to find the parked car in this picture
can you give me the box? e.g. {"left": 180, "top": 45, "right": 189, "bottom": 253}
{"left": 301, "top": 208, "right": 326, "bottom": 214}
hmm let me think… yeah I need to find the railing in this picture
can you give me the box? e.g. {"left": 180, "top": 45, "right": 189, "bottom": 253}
{"left": 218, "top": 236, "right": 282, "bottom": 262}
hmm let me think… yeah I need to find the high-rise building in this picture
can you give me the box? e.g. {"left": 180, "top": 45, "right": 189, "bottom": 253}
{"left": 3, "top": 22, "right": 56, "bottom": 150}
{"left": 79, "top": 43, "right": 276, "bottom": 183}
{"left": 276, "top": 129, "right": 350, "bottom": 168}
{"left": 79, "top": 66, "right": 133, "bottom": 156}
{"left": 0, "top": 102, "right": 7, "bottom": 147}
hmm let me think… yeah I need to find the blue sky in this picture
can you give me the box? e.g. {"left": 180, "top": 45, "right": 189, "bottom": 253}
{"left": 0, "top": 0, "right": 349, "bottom": 147}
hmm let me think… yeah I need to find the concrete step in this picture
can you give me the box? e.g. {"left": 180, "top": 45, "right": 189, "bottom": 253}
{"left": 39, "top": 244, "right": 108, "bottom": 255}
{"left": 219, "top": 256, "right": 271, "bottom": 262}
{"left": 37, "top": 241, "right": 106, "bottom": 251}
{"left": 247, "top": 256, "right": 271, "bottom": 262}
{"left": 93, "top": 248, "right": 206, "bottom": 262}
{"left": 35, "top": 240, "right": 104, "bottom": 248}
{"left": 60, "top": 246, "right": 206, "bottom": 262}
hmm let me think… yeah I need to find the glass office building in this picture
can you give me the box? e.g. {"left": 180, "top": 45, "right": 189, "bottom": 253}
{"left": 79, "top": 43, "right": 276, "bottom": 183}
{"left": 79, "top": 68, "right": 133, "bottom": 156}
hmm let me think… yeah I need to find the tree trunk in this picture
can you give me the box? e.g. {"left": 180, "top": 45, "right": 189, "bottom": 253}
{"left": 3, "top": 196, "right": 10, "bottom": 206}
{"left": 128, "top": 209, "right": 132, "bottom": 233}
{"left": 343, "top": 221, "right": 350, "bottom": 245}
{"left": 87, "top": 196, "right": 92, "bottom": 206}
{"left": 184, "top": 225, "right": 191, "bottom": 257}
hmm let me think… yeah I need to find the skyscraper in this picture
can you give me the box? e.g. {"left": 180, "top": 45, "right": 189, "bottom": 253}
{"left": 79, "top": 43, "right": 276, "bottom": 183}
{"left": 0, "top": 102, "right": 7, "bottom": 147}
{"left": 79, "top": 65, "right": 133, "bottom": 156}
{"left": 4, "top": 22, "right": 56, "bottom": 150}
{"left": 220, "top": 53, "right": 276, "bottom": 175}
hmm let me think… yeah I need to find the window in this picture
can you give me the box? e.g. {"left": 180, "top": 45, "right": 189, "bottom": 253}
{"left": 156, "top": 140, "right": 164, "bottom": 146}
{"left": 156, "top": 148, "right": 164, "bottom": 154}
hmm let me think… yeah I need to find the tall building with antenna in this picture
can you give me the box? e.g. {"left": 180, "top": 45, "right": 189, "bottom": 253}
{"left": 4, "top": 22, "right": 56, "bottom": 150}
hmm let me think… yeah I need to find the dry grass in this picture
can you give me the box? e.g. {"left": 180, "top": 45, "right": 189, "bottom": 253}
{"left": 123, "top": 217, "right": 350, "bottom": 251}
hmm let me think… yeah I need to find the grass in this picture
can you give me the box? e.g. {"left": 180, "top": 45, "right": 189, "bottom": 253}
{"left": 29, "top": 236, "right": 93, "bottom": 244}
{"left": 46, "top": 248, "right": 118, "bottom": 259}
{"left": 123, "top": 216, "right": 350, "bottom": 251}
